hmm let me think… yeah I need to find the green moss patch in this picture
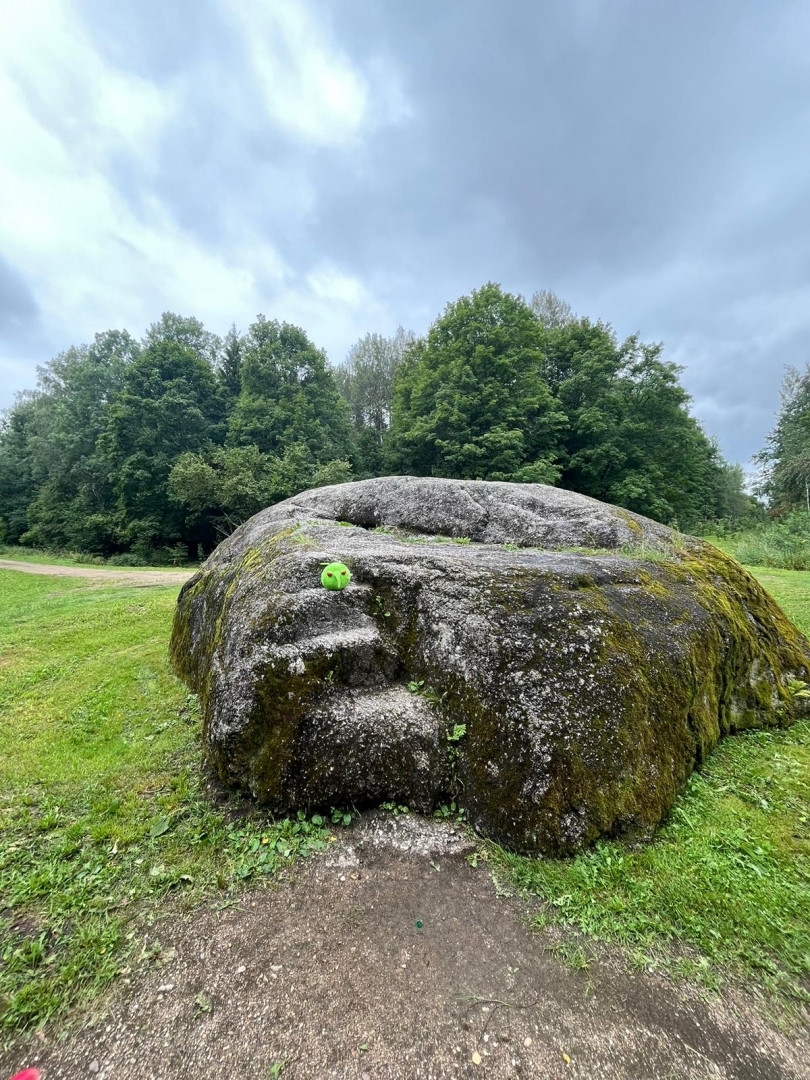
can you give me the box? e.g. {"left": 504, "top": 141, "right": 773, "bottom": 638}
{"left": 490, "top": 565, "right": 810, "bottom": 1011}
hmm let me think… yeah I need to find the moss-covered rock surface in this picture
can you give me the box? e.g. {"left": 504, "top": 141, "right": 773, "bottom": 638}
{"left": 170, "top": 477, "right": 810, "bottom": 854}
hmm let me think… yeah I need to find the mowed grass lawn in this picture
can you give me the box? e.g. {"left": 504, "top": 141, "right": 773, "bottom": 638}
{"left": 0, "top": 565, "right": 808, "bottom": 1037}
{"left": 0, "top": 572, "right": 330, "bottom": 1036}
{"left": 0, "top": 544, "right": 197, "bottom": 572}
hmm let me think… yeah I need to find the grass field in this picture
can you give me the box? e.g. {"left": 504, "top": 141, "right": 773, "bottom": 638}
{"left": 0, "top": 572, "right": 332, "bottom": 1036}
{"left": 702, "top": 518, "right": 810, "bottom": 573}
{"left": 0, "top": 544, "right": 198, "bottom": 572}
{"left": 0, "top": 562, "right": 808, "bottom": 1036}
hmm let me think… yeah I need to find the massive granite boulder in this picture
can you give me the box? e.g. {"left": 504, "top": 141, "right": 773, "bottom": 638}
{"left": 171, "top": 477, "right": 810, "bottom": 855}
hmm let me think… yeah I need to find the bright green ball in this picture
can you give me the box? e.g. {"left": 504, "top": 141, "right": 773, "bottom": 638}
{"left": 321, "top": 562, "right": 351, "bottom": 590}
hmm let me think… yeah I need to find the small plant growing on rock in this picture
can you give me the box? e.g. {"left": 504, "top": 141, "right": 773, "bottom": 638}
{"left": 407, "top": 679, "right": 445, "bottom": 706}
{"left": 194, "top": 992, "right": 212, "bottom": 1015}
{"left": 446, "top": 722, "right": 467, "bottom": 786}
{"left": 787, "top": 677, "right": 810, "bottom": 699}
{"left": 373, "top": 595, "right": 391, "bottom": 617}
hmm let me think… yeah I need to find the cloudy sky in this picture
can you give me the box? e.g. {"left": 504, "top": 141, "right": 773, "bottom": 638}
{"left": 1, "top": 0, "right": 808, "bottom": 465}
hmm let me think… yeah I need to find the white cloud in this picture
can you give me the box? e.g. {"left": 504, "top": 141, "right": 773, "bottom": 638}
{"left": 0, "top": 0, "right": 170, "bottom": 173}
{"left": 0, "top": 7, "right": 270, "bottom": 343}
{"left": 306, "top": 265, "right": 369, "bottom": 307}
{"left": 222, "top": 0, "right": 369, "bottom": 147}
{"left": 0, "top": 0, "right": 404, "bottom": 399}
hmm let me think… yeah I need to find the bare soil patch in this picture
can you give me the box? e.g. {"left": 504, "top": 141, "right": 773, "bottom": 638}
{"left": 0, "top": 560, "right": 193, "bottom": 587}
{"left": 2, "top": 816, "right": 807, "bottom": 1080}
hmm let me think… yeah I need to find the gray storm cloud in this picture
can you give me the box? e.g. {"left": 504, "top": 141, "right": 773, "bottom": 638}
{"left": 2, "top": 0, "right": 808, "bottom": 466}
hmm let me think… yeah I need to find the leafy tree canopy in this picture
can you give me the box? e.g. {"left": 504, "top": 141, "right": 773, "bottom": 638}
{"left": 334, "top": 326, "right": 415, "bottom": 476}
{"left": 0, "top": 291, "right": 752, "bottom": 561}
{"left": 168, "top": 444, "right": 354, "bottom": 540}
{"left": 99, "top": 326, "right": 225, "bottom": 557}
{"left": 228, "top": 316, "right": 352, "bottom": 464}
{"left": 540, "top": 316, "right": 738, "bottom": 528}
{"left": 0, "top": 393, "right": 45, "bottom": 544}
{"left": 6, "top": 332, "right": 140, "bottom": 551}
{"left": 530, "top": 289, "right": 576, "bottom": 329}
{"left": 756, "top": 365, "right": 810, "bottom": 512}
{"left": 143, "top": 312, "right": 221, "bottom": 369}
{"left": 388, "top": 283, "right": 565, "bottom": 482}
{"left": 336, "top": 327, "right": 414, "bottom": 437}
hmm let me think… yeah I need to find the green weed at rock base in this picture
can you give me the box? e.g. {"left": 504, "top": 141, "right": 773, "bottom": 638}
{"left": 432, "top": 802, "right": 466, "bottom": 822}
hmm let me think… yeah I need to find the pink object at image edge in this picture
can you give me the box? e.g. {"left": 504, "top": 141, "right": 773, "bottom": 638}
{"left": 9, "top": 1070, "right": 41, "bottom": 1080}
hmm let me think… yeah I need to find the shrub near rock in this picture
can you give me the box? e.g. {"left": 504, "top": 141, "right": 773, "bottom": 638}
{"left": 170, "top": 477, "right": 810, "bottom": 855}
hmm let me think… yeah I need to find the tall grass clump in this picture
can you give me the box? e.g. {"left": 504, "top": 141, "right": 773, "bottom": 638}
{"left": 724, "top": 511, "right": 810, "bottom": 571}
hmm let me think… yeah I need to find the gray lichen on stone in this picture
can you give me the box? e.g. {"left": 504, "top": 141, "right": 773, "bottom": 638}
{"left": 170, "top": 476, "right": 810, "bottom": 855}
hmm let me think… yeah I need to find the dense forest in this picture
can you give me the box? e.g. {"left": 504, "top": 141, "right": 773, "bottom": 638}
{"left": 0, "top": 285, "right": 759, "bottom": 563}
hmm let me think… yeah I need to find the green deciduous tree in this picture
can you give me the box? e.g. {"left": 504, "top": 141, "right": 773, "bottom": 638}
{"left": 756, "top": 365, "right": 810, "bottom": 512}
{"left": 530, "top": 289, "right": 576, "bottom": 329}
{"left": 143, "top": 311, "right": 221, "bottom": 368}
{"left": 388, "top": 284, "right": 564, "bottom": 481}
{"left": 335, "top": 327, "right": 414, "bottom": 475}
{"left": 166, "top": 317, "right": 355, "bottom": 544}
{"left": 706, "top": 460, "right": 758, "bottom": 525}
{"left": 228, "top": 316, "right": 353, "bottom": 464}
{"left": 0, "top": 293, "right": 752, "bottom": 559}
{"left": 0, "top": 392, "right": 46, "bottom": 544}
{"left": 20, "top": 331, "right": 140, "bottom": 551}
{"left": 100, "top": 320, "right": 224, "bottom": 558}
{"left": 540, "top": 317, "right": 742, "bottom": 529}
{"left": 168, "top": 444, "right": 354, "bottom": 540}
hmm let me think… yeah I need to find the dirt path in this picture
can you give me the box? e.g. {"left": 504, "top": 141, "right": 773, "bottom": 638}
{"left": 2, "top": 816, "right": 807, "bottom": 1080}
{"left": 0, "top": 559, "right": 194, "bottom": 587}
